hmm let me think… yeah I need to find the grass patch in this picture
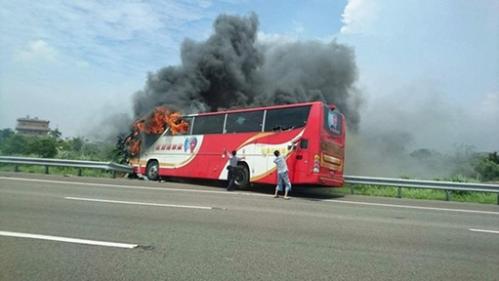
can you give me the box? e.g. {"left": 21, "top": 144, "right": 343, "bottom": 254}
{"left": 401, "top": 188, "right": 447, "bottom": 201}
{"left": 451, "top": 192, "right": 497, "bottom": 204}
{"left": 344, "top": 183, "right": 498, "bottom": 205}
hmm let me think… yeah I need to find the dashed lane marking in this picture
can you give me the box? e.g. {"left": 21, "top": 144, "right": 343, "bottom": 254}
{"left": 0, "top": 230, "right": 138, "bottom": 248}
{"left": 65, "top": 196, "right": 220, "bottom": 210}
{"left": 469, "top": 228, "right": 499, "bottom": 234}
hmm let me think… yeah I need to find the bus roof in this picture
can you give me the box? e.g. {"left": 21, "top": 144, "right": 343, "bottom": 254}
{"left": 186, "top": 101, "right": 336, "bottom": 117}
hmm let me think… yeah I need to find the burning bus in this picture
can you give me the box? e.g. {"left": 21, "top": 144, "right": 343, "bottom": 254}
{"left": 126, "top": 101, "right": 346, "bottom": 188}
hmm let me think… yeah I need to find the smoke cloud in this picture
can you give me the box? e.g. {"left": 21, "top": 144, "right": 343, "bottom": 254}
{"left": 133, "top": 13, "right": 361, "bottom": 130}
{"left": 126, "top": 12, "right": 493, "bottom": 180}
{"left": 344, "top": 82, "right": 499, "bottom": 179}
{"left": 257, "top": 40, "right": 361, "bottom": 130}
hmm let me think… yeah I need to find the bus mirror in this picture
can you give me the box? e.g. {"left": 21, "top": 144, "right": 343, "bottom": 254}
{"left": 300, "top": 139, "right": 309, "bottom": 149}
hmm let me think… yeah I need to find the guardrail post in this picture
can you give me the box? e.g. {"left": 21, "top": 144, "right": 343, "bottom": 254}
{"left": 445, "top": 190, "right": 451, "bottom": 201}
{"left": 350, "top": 185, "right": 354, "bottom": 194}
{"left": 497, "top": 194, "right": 499, "bottom": 205}
{"left": 78, "top": 168, "right": 82, "bottom": 176}
{"left": 14, "top": 165, "right": 19, "bottom": 172}
{"left": 112, "top": 171, "right": 117, "bottom": 178}
{"left": 45, "top": 165, "right": 49, "bottom": 174}
{"left": 397, "top": 187, "right": 402, "bottom": 198}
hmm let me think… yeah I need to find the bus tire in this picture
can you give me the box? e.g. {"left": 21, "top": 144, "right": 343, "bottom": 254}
{"left": 146, "top": 160, "right": 159, "bottom": 181}
{"left": 234, "top": 164, "right": 250, "bottom": 189}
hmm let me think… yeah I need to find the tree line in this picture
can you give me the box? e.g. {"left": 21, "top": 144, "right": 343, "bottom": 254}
{"left": 0, "top": 128, "right": 120, "bottom": 162}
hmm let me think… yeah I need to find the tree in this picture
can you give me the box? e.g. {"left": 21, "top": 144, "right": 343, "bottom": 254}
{"left": 49, "top": 129, "right": 62, "bottom": 139}
{"left": 410, "top": 148, "right": 433, "bottom": 160}
{"left": 474, "top": 152, "right": 499, "bottom": 181}
{"left": 0, "top": 134, "right": 29, "bottom": 155}
{"left": 28, "top": 137, "right": 58, "bottom": 158}
{"left": 0, "top": 128, "right": 15, "bottom": 144}
{"left": 70, "top": 137, "right": 84, "bottom": 152}
{"left": 489, "top": 152, "right": 499, "bottom": 164}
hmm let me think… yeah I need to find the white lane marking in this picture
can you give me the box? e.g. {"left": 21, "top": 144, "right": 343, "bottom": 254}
{"left": 469, "top": 228, "right": 499, "bottom": 234}
{"left": 2, "top": 176, "right": 498, "bottom": 215}
{"left": 0, "top": 230, "right": 137, "bottom": 248}
{"left": 322, "top": 199, "right": 499, "bottom": 215}
{"left": 0, "top": 176, "right": 267, "bottom": 197}
{"left": 65, "top": 196, "right": 215, "bottom": 210}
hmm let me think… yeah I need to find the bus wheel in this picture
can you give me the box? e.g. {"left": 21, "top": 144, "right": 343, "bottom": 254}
{"left": 146, "top": 160, "right": 159, "bottom": 181}
{"left": 234, "top": 164, "right": 250, "bottom": 189}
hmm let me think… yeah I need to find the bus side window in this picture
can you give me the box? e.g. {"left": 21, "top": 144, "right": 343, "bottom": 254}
{"left": 264, "top": 106, "right": 311, "bottom": 132}
{"left": 226, "top": 110, "right": 264, "bottom": 133}
{"left": 164, "top": 116, "right": 193, "bottom": 136}
{"left": 191, "top": 114, "right": 224, "bottom": 135}
{"left": 177, "top": 116, "right": 193, "bottom": 135}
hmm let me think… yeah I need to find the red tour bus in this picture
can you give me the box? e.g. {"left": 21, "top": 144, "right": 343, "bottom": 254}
{"left": 130, "top": 101, "right": 346, "bottom": 188}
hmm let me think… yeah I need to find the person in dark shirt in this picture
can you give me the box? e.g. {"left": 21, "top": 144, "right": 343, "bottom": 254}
{"left": 226, "top": 150, "right": 242, "bottom": 191}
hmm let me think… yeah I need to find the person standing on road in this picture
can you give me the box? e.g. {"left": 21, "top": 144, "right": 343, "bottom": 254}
{"left": 226, "top": 150, "right": 243, "bottom": 191}
{"left": 273, "top": 150, "right": 291, "bottom": 199}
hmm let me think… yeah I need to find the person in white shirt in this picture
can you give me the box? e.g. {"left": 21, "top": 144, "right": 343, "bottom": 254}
{"left": 273, "top": 150, "right": 291, "bottom": 199}
{"left": 226, "top": 150, "right": 243, "bottom": 191}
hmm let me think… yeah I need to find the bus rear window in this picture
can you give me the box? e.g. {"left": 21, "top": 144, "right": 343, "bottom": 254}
{"left": 264, "top": 106, "right": 311, "bottom": 132}
{"left": 324, "top": 107, "right": 342, "bottom": 135}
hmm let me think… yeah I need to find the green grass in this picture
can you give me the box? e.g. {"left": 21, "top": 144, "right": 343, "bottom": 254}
{"left": 343, "top": 183, "right": 498, "bottom": 205}
{"left": 450, "top": 191, "right": 498, "bottom": 204}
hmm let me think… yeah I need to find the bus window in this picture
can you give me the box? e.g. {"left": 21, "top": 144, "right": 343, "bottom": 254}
{"left": 324, "top": 106, "right": 342, "bottom": 135}
{"left": 264, "top": 106, "right": 311, "bottom": 132}
{"left": 225, "top": 110, "right": 264, "bottom": 133}
{"left": 164, "top": 116, "right": 193, "bottom": 136}
{"left": 191, "top": 114, "right": 225, "bottom": 135}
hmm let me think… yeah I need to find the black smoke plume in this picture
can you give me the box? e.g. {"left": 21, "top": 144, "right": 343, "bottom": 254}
{"left": 133, "top": 13, "right": 361, "bottom": 130}
{"left": 257, "top": 40, "right": 361, "bottom": 130}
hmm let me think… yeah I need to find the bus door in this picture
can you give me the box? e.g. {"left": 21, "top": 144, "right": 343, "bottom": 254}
{"left": 286, "top": 137, "right": 305, "bottom": 183}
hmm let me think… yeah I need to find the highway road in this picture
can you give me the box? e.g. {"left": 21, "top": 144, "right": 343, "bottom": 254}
{"left": 1, "top": 172, "right": 498, "bottom": 281}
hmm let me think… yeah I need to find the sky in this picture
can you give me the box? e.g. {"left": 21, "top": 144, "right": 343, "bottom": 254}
{"left": 0, "top": 0, "right": 498, "bottom": 151}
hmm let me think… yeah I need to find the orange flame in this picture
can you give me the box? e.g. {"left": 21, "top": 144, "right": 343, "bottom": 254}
{"left": 125, "top": 106, "right": 189, "bottom": 157}
{"left": 127, "top": 138, "right": 142, "bottom": 157}
{"left": 166, "top": 112, "right": 189, "bottom": 135}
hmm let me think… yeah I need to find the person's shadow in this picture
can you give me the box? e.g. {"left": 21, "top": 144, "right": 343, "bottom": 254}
{"left": 247, "top": 184, "right": 345, "bottom": 200}
{"left": 143, "top": 176, "right": 346, "bottom": 200}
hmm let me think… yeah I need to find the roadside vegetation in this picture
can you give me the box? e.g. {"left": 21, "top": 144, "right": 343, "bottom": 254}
{"left": 0, "top": 128, "right": 121, "bottom": 177}
{"left": 0, "top": 128, "right": 120, "bottom": 161}
{"left": 340, "top": 184, "right": 498, "bottom": 204}
{"left": 1, "top": 128, "right": 498, "bottom": 204}
{"left": 341, "top": 151, "right": 499, "bottom": 204}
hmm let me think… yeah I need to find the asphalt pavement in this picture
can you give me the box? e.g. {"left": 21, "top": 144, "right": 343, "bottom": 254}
{"left": 1, "top": 172, "right": 498, "bottom": 281}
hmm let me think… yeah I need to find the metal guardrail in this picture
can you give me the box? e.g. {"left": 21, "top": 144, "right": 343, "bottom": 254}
{"left": 344, "top": 175, "right": 499, "bottom": 204}
{"left": 0, "top": 156, "right": 132, "bottom": 177}
{"left": 1, "top": 156, "right": 498, "bottom": 204}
